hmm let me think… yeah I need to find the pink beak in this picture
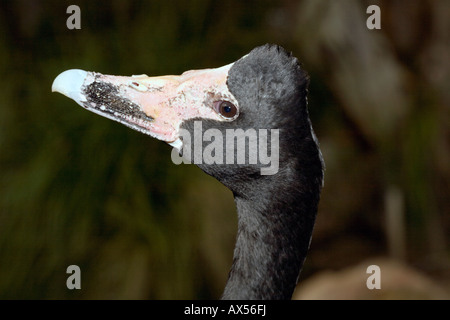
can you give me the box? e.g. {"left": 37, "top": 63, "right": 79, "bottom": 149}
{"left": 52, "top": 63, "right": 239, "bottom": 148}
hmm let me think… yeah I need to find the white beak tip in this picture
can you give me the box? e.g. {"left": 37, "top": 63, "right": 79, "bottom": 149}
{"left": 52, "top": 69, "right": 88, "bottom": 105}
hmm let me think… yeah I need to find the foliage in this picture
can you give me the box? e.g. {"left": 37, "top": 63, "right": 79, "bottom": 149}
{"left": 0, "top": 0, "right": 448, "bottom": 299}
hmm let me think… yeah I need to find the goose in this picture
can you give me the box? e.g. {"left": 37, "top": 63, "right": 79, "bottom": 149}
{"left": 52, "top": 44, "right": 324, "bottom": 299}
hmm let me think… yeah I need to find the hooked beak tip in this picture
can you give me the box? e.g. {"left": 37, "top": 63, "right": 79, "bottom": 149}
{"left": 52, "top": 69, "right": 88, "bottom": 105}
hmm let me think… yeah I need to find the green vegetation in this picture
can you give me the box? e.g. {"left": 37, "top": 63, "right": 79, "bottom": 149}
{"left": 0, "top": 0, "right": 448, "bottom": 299}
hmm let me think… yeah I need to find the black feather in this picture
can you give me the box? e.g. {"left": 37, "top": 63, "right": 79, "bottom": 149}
{"left": 181, "top": 44, "right": 324, "bottom": 299}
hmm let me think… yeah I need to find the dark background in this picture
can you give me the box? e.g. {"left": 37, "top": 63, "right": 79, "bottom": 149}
{"left": 0, "top": 0, "right": 449, "bottom": 299}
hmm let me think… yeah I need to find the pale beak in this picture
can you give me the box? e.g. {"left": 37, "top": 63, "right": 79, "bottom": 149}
{"left": 52, "top": 63, "right": 238, "bottom": 146}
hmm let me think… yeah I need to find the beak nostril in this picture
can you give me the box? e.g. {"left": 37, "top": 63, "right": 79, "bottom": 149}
{"left": 130, "top": 81, "right": 148, "bottom": 92}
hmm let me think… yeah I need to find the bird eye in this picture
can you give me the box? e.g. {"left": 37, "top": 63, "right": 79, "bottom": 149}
{"left": 214, "top": 101, "right": 238, "bottom": 119}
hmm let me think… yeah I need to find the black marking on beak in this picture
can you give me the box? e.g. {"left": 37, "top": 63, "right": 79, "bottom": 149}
{"left": 85, "top": 81, "right": 154, "bottom": 122}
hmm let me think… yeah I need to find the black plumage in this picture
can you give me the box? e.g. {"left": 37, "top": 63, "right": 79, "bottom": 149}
{"left": 52, "top": 44, "right": 324, "bottom": 300}
{"left": 182, "top": 45, "right": 324, "bottom": 299}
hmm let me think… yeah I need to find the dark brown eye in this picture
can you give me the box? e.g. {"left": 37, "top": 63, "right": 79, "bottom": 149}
{"left": 215, "top": 101, "right": 237, "bottom": 119}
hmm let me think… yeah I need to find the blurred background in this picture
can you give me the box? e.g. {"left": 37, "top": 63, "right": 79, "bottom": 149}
{"left": 0, "top": 0, "right": 449, "bottom": 299}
